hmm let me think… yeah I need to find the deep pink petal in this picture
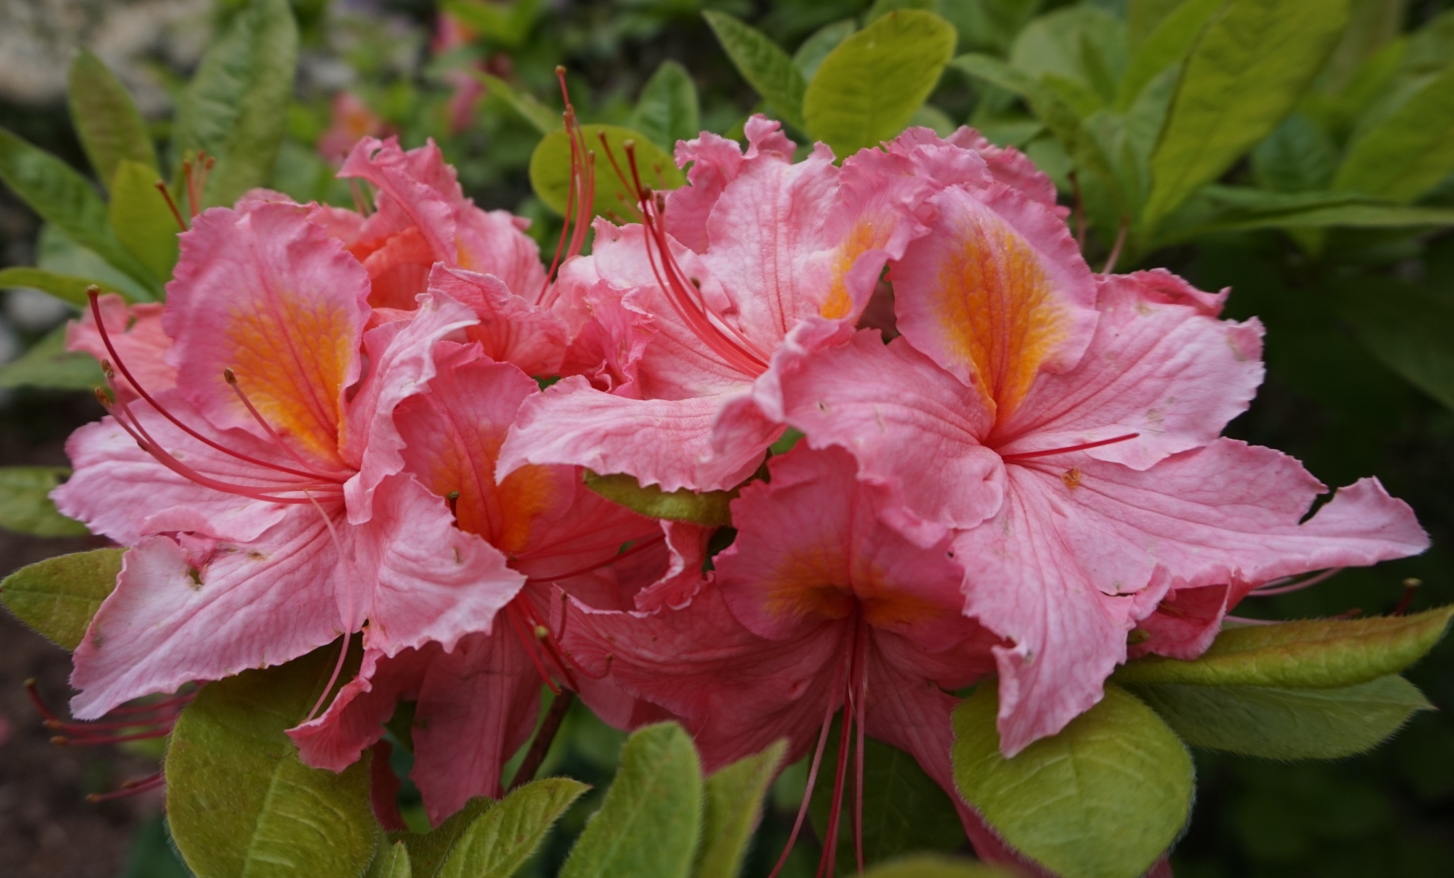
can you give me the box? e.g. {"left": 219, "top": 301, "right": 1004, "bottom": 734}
{"left": 290, "top": 645, "right": 432, "bottom": 772}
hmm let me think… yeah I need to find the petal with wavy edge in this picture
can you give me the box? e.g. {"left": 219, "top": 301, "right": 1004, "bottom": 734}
{"left": 67, "top": 294, "right": 175, "bottom": 398}
{"left": 428, "top": 265, "right": 568, "bottom": 377}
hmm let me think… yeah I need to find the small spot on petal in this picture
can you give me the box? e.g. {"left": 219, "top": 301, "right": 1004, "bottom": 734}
{"left": 1061, "top": 468, "right": 1082, "bottom": 490}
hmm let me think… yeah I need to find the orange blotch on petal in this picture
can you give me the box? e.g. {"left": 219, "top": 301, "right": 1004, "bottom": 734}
{"left": 820, "top": 220, "right": 885, "bottom": 321}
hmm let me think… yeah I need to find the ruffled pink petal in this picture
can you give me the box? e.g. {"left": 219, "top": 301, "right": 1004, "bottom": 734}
{"left": 67, "top": 294, "right": 174, "bottom": 397}
{"left": 631, "top": 521, "right": 711, "bottom": 612}
{"left": 888, "top": 126, "right": 1064, "bottom": 215}
{"left": 290, "top": 645, "right": 432, "bottom": 772}
{"left": 454, "top": 208, "right": 547, "bottom": 301}
{"left": 340, "top": 137, "right": 459, "bottom": 263}
{"left": 427, "top": 265, "right": 568, "bottom": 377}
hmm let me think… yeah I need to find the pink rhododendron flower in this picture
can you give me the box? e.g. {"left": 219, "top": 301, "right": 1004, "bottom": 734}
{"left": 54, "top": 198, "right": 522, "bottom": 720}
{"left": 317, "top": 92, "right": 391, "bottom": 163}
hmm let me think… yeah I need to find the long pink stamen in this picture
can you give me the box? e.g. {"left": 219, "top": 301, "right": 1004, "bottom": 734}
{"left": 304, "top": 629, "right": 352, "bottom": 724}
{"left": 1001, "top": 432, "right": 1139, "bottom": 462}
{"left": 524, "top": 533, "right": 668, "bottom": 584}
{"left": 508, "top": 601, "right": 563, "bottom": 694}
{"left": 1249, "top": 567, "right": 1344, "bottom": 597}
{"left": 87, "top": 771, "right": 166, "bottom": 803}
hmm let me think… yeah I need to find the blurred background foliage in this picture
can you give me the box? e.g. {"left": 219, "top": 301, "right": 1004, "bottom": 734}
{"left": 2, "top": 0, "right": 1454, "bottom": 875}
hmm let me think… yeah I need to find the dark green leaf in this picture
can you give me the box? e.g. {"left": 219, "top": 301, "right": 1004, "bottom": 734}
{"left": 703, "top": 11, "right": 808, "bottom": 132}
{"left": 628, "top": 61, "right": 700, "bottom": 152}
{"left": 860, "top": 855, "right": 1013, "bottom": 878}
{"left": 952, "top": 683, "right": 1193, "bottom": 878}
{"left": 0, "top": 467, "right": 89, "bottom": 538}
{"left": 477, "top": 71, "right": 562, "bottom": 135}
{"left": 67, "top": 50, "right": 158, "bottom": 189}
{"left": 793, "top": 20, "right": 857, "bottom": 82}
{"left": 0, "top": 324, "right": 104, "bottom": 390}
{"left": 583, "top": 470, "right": 735, "bottom": 527}
{"left": 696, "top": 740, "right": 787, "bottom": 878}
{"left": 35, "top": 224, "right": 153, "bottom": 302}
{"left": 867, "top": 0, "right": 940, "bottom": 23}
{"left": 1251, "top": 113, "right": 1338, "bottom": 193}
{"left": 939, "top": 0, "right": 1044, "bottom": 56}
{"left": 1152, "top": 186, "right": 1454, "bottom": 245}
{"left": 438, "top": 779, "right": 589, "bottom": 878}
{"left": 441, "top": 0, "right": 542, "bottom": 50}
{"left": 1127, "top": 0, "right": 1190, "bottom": 47}
{"left": 804, "top": 11, "right": 957, "bottom": 157}
{"left": 1008, "top": 6, "right": 1125, "bottom": 106}
{"left": 1336, "top": 279, "right": 1454, "bottom": 411}
{"left": 1114, "top": 606, "right": 1454, "bottom": 688}
{"left": 0, "top": 266, "right": 113, "bottom": 308}
{"left": 165, "top": 648, "right": 377, "bottom": 878}
{"left": 1128, "top": 675, "right": 1432, "bottom": 759}
{"left": 109, "top": 160, "right": 180, "bottom": 283}
{"left": 558, "top": 723, "right": 703, "bottom": 878}
{"left": 0, "top": 548, "right": 120, "bottom": 650}
{"left": 1333, "top": 62, "right": 1454, "bottom": 203}
{"left": 1143, "top": 0, "right": 1352, "bottom": 231}
{"left": 528, "top": 124, "right": 682, "bottom": 221}
{"left": 172, "top": 0, "right": 299, "bottom": 207}
{"left": 1115, "top": 0, "right": 1221, "bottom": 111}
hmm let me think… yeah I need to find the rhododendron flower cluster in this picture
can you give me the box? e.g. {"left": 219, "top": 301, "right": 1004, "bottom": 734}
{"left": 54, "top": 117, "right": 1427, "bottom": 870}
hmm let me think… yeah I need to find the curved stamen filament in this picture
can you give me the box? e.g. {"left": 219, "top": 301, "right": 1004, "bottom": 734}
{"left": 1249, "top": 567, "right": 1343, "bottom": 597}
{"left": 1000, "top": 432, "right": 1139, "bottom": 462}
{"left": 225, "top": 369, "right": 345, "bottom": 481}
{"left": 541, "top": 67, "right": 596, "bottom": 307}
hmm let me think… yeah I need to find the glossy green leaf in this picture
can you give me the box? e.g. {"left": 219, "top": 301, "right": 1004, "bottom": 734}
{"left": 583, "top": 470, "right": 735, "bottom": 527}
{"left": 1142, "top": 0, "right": 1352, "bottom": 232}
{"left": 437, "top": 779, "right": 588, "bottom": 878}
{"left": 0, "top": 548, "right": 121, "bottom": 650}
{"left": 400, "top": 798, "right": 497, "bottom": 878}
{"left": 559, "top": 722, "right": 703, "bottom": 878}
{"left": 166, "top": 649, "right": 376, "bottom": 878}
{"left": 810, "top": 729, "right": 966, "bottom": 872}
{"left": 793, "top": 20, "right": 857, "bottom": 82}
{"left": 1115, "top": 607, "right": 1454, "bottom": 688}
{"left": 696, "top": 740, "right": 788, "bottom": 878}
{"left": 0, "top": 467, "right": 89, "bottom": 538}
{"left": 628, "top": 61, "right": 700, "bottom": 152}
{"left": 476, "top": 72, "right": 562, "bottom": 135}
{"left": 952, "top": 683, "right": 1193, "bottom": 878}
{"left": 0, "top": 324, "right": 104, "bottom": 390}
{"left": 804, "top": 11, "right": 957, "bottom": 157}
{"left": 367, "top": 842, "right": 412, "bottom": 878}
{"left": 1128, "top": 675, "right": 1432, "bottom": 759}
{"left": 1334, "top": 63, "right": 1454, "bottom": 203}
{"left": 1115, "top": 0, "right": 1221, "bottom": 111}
{"left": 860, "top": 855, "right": 1013, "bottom": 878}
{"left": 703, "top": 11, "right": 807, "bottom": 131}
{"left": 172, "top": 0, "right": 299, "bottom": 207}
{"left": 0, "top": 266, "right": 113, "bottom": 308}
{"left": 1336, "top": 279, "right": 1454, "bottom": 411}
{"left": 528, "top": 124, "right": 682, "bottom": 221}
{"left": 67, "top": 50, "right": 158, "bottom": 189}
{"left": 108, "top": 160, "right": 180, "bottom": 282}
{"left": 0, "top": 128, "right": 157, "bottom": 296}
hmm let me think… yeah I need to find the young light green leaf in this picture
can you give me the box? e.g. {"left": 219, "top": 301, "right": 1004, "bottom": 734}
{"left": 400, "top": 798, "right": 497, "bottom": 878}
{"left": 166, "top": 648, "right": 377, "bottom": 878}
{"left": 0, "top": 266, "right": 114, "bottom": 308}
{"left": 1333, "top": 63, "right": 1454, "bottom": 204}
{"left": 793, "top": 20, "right": 856, "bottom": 82}
{"left": 559, "top": 722, "right": 703, "bottom": 878}
{"left": 108, "top": 160, "right": 180, "bottom": 282}
{"left": 1115, "top": 606, "right": 1454, "bottom": 688}
{"left": 68, "top": 50, "right": 158, "bottom": 188}
{"left": 438, "top": 779, "right": 589, "bottom": 878}
{"left": 1336, "top": 278, "right": 1454, "bottom": 411}
{"left": 583, "top": 470, "right": 735, "bottom": 527}
{"left": 696, "top": 740, "right": 788, "bottom": 878}
{"left": 528, "top": 124, "right": 682, "bottom": 220}
{"left": 367, "top": 841, "right": 412, "bottom": 878}
{"left": 804, "top": 11, "right": 957, "bottom": 157}
{"left": 1142, "top": 0, "right": 1352, "bottom": 233}
{"left": 810, "top": 730, "right": 966, "bottom": 872}
{"left": 0, "top": 324, "right": 105, "bottom": 390}
{"left": 703, "top": 11, "right": 808, "bottom": 132}
{"left": 1128, "top": 675, "right": 1432, "bottom": 760}
{"left": 1127, "top": 0, "right": 1190, "bottom": 47}
{"left": 0, "top": 467, "right": 90, "bottom": 538}
{"left": 1114, "top": 0, "right": 1221, "bottom": 111}
{"left": 172, "top": 0, "right": 299, "bottom": 207}
{"left": 952, "top": 683, "right": 1193, "bottom": 878}
{"left": 476, "top": 71, "right": 562, "bottom": 135}
{"left": 0, "top": 128, "right": 157, "bottom": 296}
{"left": 628, "top": 61, "right": 700, "bottom": 152}
{"left": 0, "top": 548, "right": 121, "bottom": 650}
{"left": 860, "top": 855, "right": 1014, "bottom": 878}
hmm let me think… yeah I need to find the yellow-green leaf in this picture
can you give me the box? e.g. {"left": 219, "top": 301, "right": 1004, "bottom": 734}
{"left": 0, "top": 548, "right": 120, "bottom": 650}
{"left": 437, "top": 779, "right": 588, "bottom": 878}
{"left": 583, "top": 470, "right": 735, "bottom": 527}
{"left": 703, "top": 11, "right": 808, "bottom": 132}
{"left": 108, "top": 160, "right": 180, "bottom": 283}
{"left": 528, "top": 124, "right": 683, "bottom": 221}
{"left": 696, "top": 740, "right": 787, "bottom": 878}
{"left": 68, "top": 50, "right": 158, "bottom": 189}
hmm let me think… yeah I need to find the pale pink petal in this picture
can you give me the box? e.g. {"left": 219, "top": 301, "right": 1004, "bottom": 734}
{"left": 340, "top": 137, "right": 458, "bottom": 262}
{"left": 66, "top": 294, "right": 175, "bottom": 397}
{"left": 889, "top": 126, "right": 1064, "bottom": 215}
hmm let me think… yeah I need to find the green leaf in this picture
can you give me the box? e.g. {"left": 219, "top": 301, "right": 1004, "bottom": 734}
{"left": 1009, "top": 6, "right": 1125, "bottom": 106}
{"left": 1151, "top": 187, "right": 1454, "bottom": 245}
{"left": 67, "top": 50, "right": 158, "bottom": 189}
{"left": 528, "top": 124, "right": 683, "bottom": 221}
{"left": 367, "top": 841, "right": 412, "bottom": 878}
{"left": 804, "top": 11, "right": 957, "bottom": 157}
{"left": 476, "top": 72, "right": 562, "bottom": 135}
{"left": 400, "top": 798, "right": 497, "bottom": 878}
{"left": 0, "top": 266, "right": 114, "bottom": 308}
{"left": 810, "top": 730, "right": 966, "bottom": 872}
{"left": 559, "top": 723, "right": 703, "bottom": 878}
{"left": 0, "top": 324, "right": 104, "bottom": 391}
{"left": 628, "top": 61, "right": 700, "bottom": 153}
{"left": 793, "top": 20, "right": 857, "bottom": 82}
{"left": 867, "top": 0, "right": 940, "bottom": 22}
{"left": 1114, "top": 0, "right": 1221, "bottom": 111}
{"left": 441, "top": 0, "right": 542, "bottom": 50}
{"left": 0, "top": 467, "right": 89, "bottom": 538}
{"left": 1127, "top": 0, "right": 1190, "bottom": 47}
{"left": 0, "top": 548, "right": 120, "bottom": 650}
{"left": 0, "top": 128, "right": 157, "bottom": 296}
{"left": 951, "top": 683, "right": 1193, "bottom": 878}
{"left": 696, "top": 740, "right": 788, "bottom": 878}
{"left": 1335, "top": 278, "right": 1454, "bottom": 411}
{"left": 109, "top": 160, "right": 180, "bottom": 282}
{"left": 1333, "top": 62, "right": 1454, "bottom": 204}
{"left": 437, "top": 779, "right": 589, "bottom": 878}
{"left": 1142, "top": 0, "right": 1352, "bottom": 232}
{"left": 703, "top": 11, "right": 808, "bottom": 132}
{"left": 35, "top": 224, "right": 153, "bottom": 302}
{"left": 166, "top": 648, "right": 377, "bottom": 878}
{"left": 1251, "top": 113, "right": 1338, "bottom": 193}
{"left": 172, "top": 0, "right": 299, "bottom": 207}
{"left": 1128, "top": 675, "right": 1432, "bottom": 759}
{"left": 1114, "top": 607, "right": 1454, "bottom": 688}
{"left": 940, "top": 0, "right": 1044, "bottom": 56}
{"left": 860, "top": 855, "right": 1013, "bottom": 878}
{"left": 583, "top": 470, "right": 735, "bottom": 527}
